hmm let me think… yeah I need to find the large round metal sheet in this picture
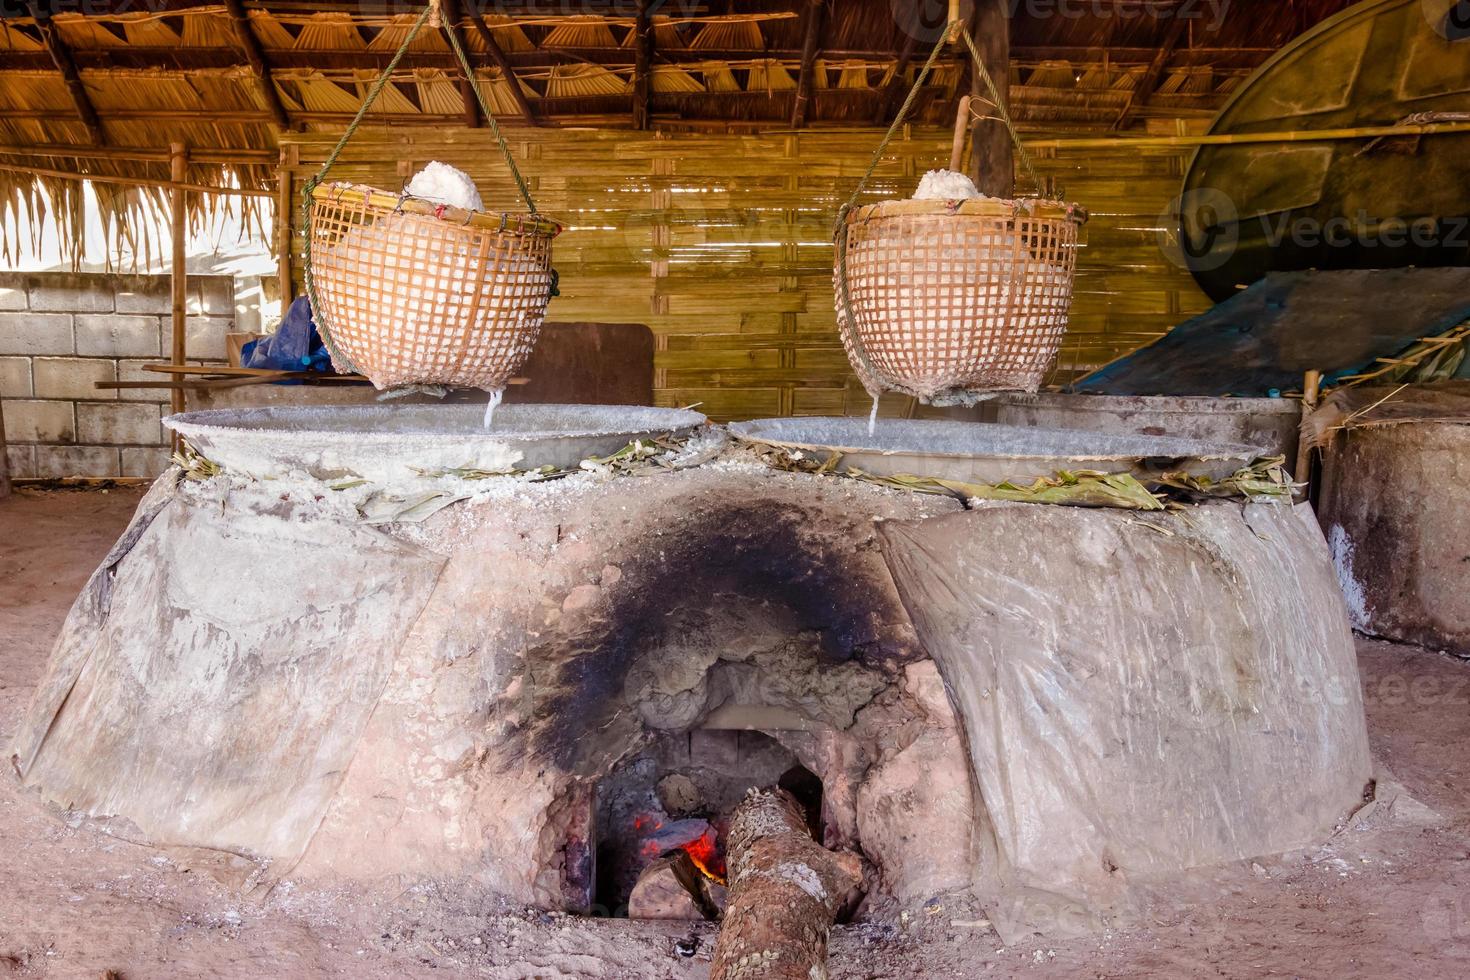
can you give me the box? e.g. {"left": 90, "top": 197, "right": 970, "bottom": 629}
{"left": 729, "top": 417, "right": 1263, "bottom": 485}
{"left": 1178, "top": 0, "right": 1470, "bottom": 300}
{"left": 164, "top": 404, "right": 708, "bottom": 483}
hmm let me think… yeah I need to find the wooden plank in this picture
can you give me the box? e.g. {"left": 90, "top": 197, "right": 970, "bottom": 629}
{"left": 790, "top": 0, "right": 827, "bottom": 129}
{"left": 439, "top": 0, "right": 482, "bottom": 130}
{"left": 225, "top": 0, "right": 294, "bottom": 133}
{"left": 632, "top": 0, "right": 653, "bottom": 131}
{"left": 29, "top": 3, "right": 105, "bottom": 145}
{"left": 462, "top": 5, "right": 537, "bottom": 124}
{"left": 169, "top": 143, "right": 187, "bottom": 423}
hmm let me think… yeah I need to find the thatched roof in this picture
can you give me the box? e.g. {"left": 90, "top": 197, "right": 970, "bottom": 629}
{"left": 0, "top": 0, "right": 1357, "bottom": 262}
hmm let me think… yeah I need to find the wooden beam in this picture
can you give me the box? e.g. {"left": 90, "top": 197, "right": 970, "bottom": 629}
{"left": 790, "top": 0, "right": 826, "bottom": 128}
{"left": 0, "top": 161, "right": 271, "bottom": 197}
{"left": 277, "top": 146, "right": 296, "bottom": 311}
{"left": 1114, "top": 15, "right": 1188, "bottom": 131}
{"left": 873, "top": 29, "right": 919, "bottom": 124}
{"left": 28, "top": 3, "right": 105, "bottom": 145}
{"left": 170, "top": 142, "right": 188, "bottom": 421}
{"left": 461, "top": 9, "right": 538, "bottom": 125}
{"left": 224, "top": 0, "right": 295, "bottom": 132}
{"left": 632, "top": 0, "right": 653, "bottom": 131}
{"left": 439, "top": 0, "right": 482, "bottom": 129}
{"left": 0, "top": 45, "right": 956, "bottom": 74}
{"left": 0, "top": 144, "right": 276, "bottom": 165}
{"left": 969, "top": 0, "right": 1012, "bottom": 197}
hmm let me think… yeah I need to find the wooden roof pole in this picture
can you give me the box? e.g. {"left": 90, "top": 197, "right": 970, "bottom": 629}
{"left": 1114, "top": 14, "right": 1188, "bottom": 131}
{"left": 170, "top": 142, "right": 189, "bottom": 424}
{"left": 224, "top": 0, "right": 295, "bottom": 132}
{"left": 439, "top": 0, "right": 483, "bottom": 129}
{"left": 28, "top": 3, "right": 106, "bottom": 145}
{"left": 969, "top": 0, "right": 1012, "bottom": 198}
{"left": 462, "top": 8, "right": 538, "bottom": 125}
{"left": 872, "top": 28, "right": 919, "bottom": 124}
{"left": 790, "top": 0, "right": 826, "bottom": 128}
{"left": 632, "top": 0, "right": 653, "bottom": 131}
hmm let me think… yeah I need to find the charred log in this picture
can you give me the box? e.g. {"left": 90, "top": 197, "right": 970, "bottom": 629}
{"left": 710, "top": 788, "right": 863, "bottom": 980}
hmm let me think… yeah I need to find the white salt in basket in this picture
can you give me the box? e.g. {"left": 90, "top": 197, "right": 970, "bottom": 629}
{"left": 307, "top": 182, "right": 562, "bottom": 392}
{"left": 834, "top": 196, "right": 1087, "bottom": 403}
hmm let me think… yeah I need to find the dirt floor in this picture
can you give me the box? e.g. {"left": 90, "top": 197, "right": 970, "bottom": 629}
{"left": 2, "top": 486, "right": 1469, "bottom": 979}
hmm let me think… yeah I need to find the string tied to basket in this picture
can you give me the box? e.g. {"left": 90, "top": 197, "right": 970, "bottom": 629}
{"left": 300, "top": 0, "right": 542, "bottom": 372}
{"left": 833, "top": 16, "right": 1047, "bottom": 401}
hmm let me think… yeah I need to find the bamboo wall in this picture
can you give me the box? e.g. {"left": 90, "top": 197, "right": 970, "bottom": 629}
{"left": 280, "top": 126, "right": 1210, "bottom": 421}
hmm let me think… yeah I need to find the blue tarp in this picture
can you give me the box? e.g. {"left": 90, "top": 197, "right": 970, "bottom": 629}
{"left": 240, "top": 296, "right": 333, "bottom": 374}
{"left": 1073, "top": 268, "right": 1470, "bottom": 397}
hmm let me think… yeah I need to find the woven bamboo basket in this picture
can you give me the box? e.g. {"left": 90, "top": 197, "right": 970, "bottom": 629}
{"left": 835, "top": 197, "right": 1087, "bottom": 403}
{"left": 307, "top": 182, "right": 562, "bottom": 391}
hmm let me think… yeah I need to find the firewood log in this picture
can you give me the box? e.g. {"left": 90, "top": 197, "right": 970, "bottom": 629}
{"left": 710, "top": 788, "right": 864, "bottom": 980}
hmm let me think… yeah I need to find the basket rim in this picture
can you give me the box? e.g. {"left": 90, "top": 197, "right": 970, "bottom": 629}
{"left": 311, "top": 181, "right": 563, "bottom": 237}
{"left": 849, "top": 197, "right": 1088, "bottom": 225}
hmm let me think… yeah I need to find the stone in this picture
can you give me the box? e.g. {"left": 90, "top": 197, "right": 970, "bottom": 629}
{"left": 26, "top": 273, "right": 113, "bottom": 313}
{"left": 2, "top": 400, "right": 74, "bottom": 443}
{"left": 856, "top": 726, "right": 979, "bottom": 904}
{"left": 32, "top": 357, "right": 116, "bottom": 400}
{"left": 116, "top": 359, "right": 172, "bottom": 405}
{"left": 0, "top": 283, "right": 27, "bottom": 311}
{"left": 193, "top": 276, "right": 236, "bottom": 316}
{"left": 114, "top": 277, "right": 172, "bottom": 315}
{"left": 656, "top": 774, "right": 702, "bottom": 816}
{"left": 690, "top": 729, "right": 740, "bottom": 768}
{"left": 77, "top": 403, "right": 165, "bottom": 447}
{"left": 120, "top": 447, "right": 173, "bottom": 479}
{"left": 4, "top": 444, "right": 36, "bottom": 479}
{"left": 0, "top": 355, "right": 32, "bottom": 397}
{"left": 75, "top": 314, "right": 162, "bottom": 358}
{"left": 185, "top": 316, "right": 235, "bottom": 361}
{"left": 35, "top": 445, "right": 120, "bottom": 479}
{"left": 0, "top": 313, "right": 73, "bottom": 355}
{"left": 561, "top": 583, "right": 601, "bottom": 613}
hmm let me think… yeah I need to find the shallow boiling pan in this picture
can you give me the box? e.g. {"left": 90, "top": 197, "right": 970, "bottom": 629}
{"left": 728, "top": 417, "right": 1264, "bottom": 486}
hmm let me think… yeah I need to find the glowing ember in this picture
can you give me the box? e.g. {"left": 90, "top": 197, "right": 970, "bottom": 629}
{"left": 629, "top": 813, "right": 727, "bottom": 884}
{"left": 680, "top": 827, "right": 726, "bottom": 885}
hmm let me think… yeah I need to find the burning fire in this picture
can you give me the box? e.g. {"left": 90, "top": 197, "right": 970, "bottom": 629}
{"left": 631, "top": 814, "right": 727, "bottom": 885}
{"left": 681, "top": 827, "right": 726, "bottom": 885}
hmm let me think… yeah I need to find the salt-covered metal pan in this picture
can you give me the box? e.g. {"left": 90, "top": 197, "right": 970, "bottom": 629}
{"left": 728, "top": 417, "right": 1263, "bottom": 486}
{"left": 165, "top": 404, "right": 707, "bottom": 483}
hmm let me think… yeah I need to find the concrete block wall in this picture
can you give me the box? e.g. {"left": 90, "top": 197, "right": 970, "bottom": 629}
{"left": 0, "top": 272, "right": 235, "bottom": 479}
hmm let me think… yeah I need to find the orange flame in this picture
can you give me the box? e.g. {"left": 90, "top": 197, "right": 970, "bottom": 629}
{"left": 679, "top": 828, "right": 726, "bottom": 885}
